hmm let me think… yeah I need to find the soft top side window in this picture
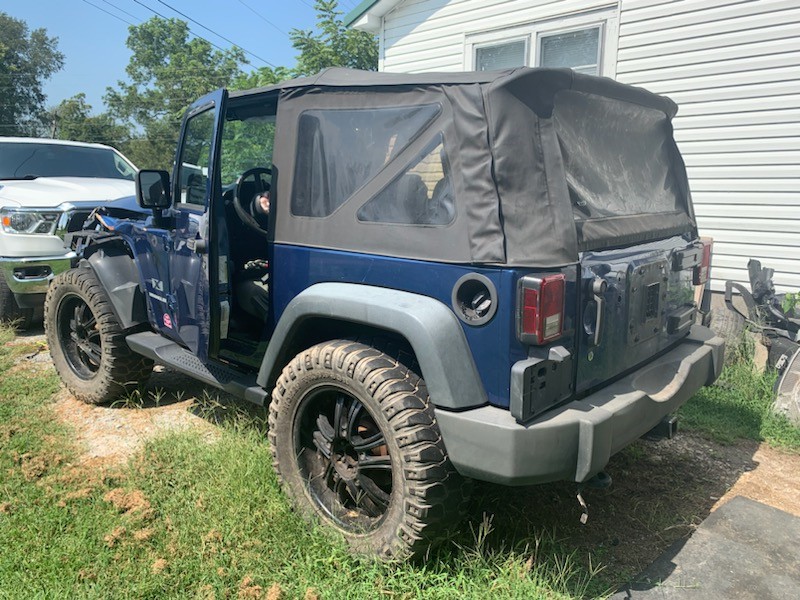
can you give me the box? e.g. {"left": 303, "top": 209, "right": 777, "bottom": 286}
{"left": 357, "top": 134, "right": 455, "bottom": 227}
{"left": 291, "top": 104, "right": 441, "bottom": 218}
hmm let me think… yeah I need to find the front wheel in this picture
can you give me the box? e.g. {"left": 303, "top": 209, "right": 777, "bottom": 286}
{"left": 45, "top": 268, "right": 153, "bottom": 404}
{"left": 269, "top": 340, "right": 470, "bottom": 559}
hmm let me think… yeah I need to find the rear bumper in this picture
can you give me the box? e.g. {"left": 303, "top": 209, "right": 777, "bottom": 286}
{"left": 0, "top": 253, "right": 74, "bottom": 297}
{"left": 435, "top": 325, "right": 724, "bottom": 486}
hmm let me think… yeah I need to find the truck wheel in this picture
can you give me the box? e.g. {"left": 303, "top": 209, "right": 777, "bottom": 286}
{"left": 269, "top": 340, "right": 470, "bottom": 559}
{"left": 0, "top": 271, "right": 33, "bottom": 330}
{"left": 45, "top": 268, "right": 153, "bottom": 404}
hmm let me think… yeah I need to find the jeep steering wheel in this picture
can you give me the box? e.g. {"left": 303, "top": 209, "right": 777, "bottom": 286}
{"left": 232, "top": 167, "right": 272, "bottom": 237}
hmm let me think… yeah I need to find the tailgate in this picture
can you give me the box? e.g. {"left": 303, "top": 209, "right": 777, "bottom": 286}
{"left": 576, "top": 236, "right": 702, "bottom": 394}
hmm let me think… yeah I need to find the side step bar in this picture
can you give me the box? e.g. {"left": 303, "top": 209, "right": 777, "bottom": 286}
{"left": 125, "top": 331, "right": 269, "bottom": 406}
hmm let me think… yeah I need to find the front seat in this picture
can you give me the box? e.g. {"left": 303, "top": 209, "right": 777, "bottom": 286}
{"left": 235, "top": 267, "right": 269, "bottom": 320}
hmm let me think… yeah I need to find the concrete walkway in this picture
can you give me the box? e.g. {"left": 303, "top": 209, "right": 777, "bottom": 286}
{"left": 614, "top": 496, "right": 800, "bottom": 599}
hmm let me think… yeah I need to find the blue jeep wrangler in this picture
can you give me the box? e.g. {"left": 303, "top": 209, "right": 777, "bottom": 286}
{"left": 45, "top": 68, "right": 724, "bottom": 559}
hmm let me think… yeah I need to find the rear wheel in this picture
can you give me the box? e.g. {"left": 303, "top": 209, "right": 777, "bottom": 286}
{"left": 0, "top": 271, "right": 33, "bottom": 330}
{"left": 269, "top": 340, "right": 470, "bottom": 559}
{"left": 45, "top": 268, "right": 153, "bottom": 404}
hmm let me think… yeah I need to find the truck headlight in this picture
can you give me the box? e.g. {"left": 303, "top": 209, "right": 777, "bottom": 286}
{"left": 0, "top": 209, "right": 61, "bottom": 235}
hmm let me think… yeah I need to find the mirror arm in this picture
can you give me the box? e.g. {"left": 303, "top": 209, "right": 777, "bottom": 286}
{"left": 151, "top": 207, "right": 170, "bottom": 229}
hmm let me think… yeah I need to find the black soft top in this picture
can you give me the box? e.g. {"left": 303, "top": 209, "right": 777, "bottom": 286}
{"left": 238, "top": 67, "right": 694, "bottom": 267}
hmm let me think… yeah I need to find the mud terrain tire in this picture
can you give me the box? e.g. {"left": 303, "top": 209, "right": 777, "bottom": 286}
{"left": 45, "top": 268, "right": 153, "bottom": 404}
{"left": 269, "top": 339, "right": 470, "bottom": 559}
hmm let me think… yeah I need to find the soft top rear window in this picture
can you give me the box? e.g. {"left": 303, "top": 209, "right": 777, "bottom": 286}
{"left": 553, "top": 90, "right": 683, "bottom": 221}
{"left": 291, "top": 104, "right": 441, "bottom": 218}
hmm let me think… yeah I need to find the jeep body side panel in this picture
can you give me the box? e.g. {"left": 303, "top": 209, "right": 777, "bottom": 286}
{"left": 267, "top": 244, "right": 544, "bottom": 408}
{"left": 258, "top": 280, "right": 489, "bottom": 411}
{"left": 436, "top": 326, "right": 724, "bottom": 485}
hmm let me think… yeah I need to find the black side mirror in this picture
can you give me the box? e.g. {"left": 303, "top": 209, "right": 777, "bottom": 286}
{"left": 136, "top": 170, "right": 172, "bottom": 209}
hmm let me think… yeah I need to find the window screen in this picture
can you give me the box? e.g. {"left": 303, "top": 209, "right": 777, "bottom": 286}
{"left": 476, "top": 40, "right": 527, "bottom": 71}
{"left": 539, "top": 27, "right": 600, "bottom": 75}
{"left": 292, "top": 104, "right": 441, "bottom": 218}
{"left": 357, "top": 135, "right": 454, "bottom": 226}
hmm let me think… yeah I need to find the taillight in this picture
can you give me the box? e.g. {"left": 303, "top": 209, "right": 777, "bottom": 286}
{"left": 518, "top": 274, "right": 566, "bottom": 344}
{"left": 693, "top": 238, "right": 713, "bottom": 285}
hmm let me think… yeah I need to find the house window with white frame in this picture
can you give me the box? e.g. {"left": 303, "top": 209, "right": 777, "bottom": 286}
{"left": 475, "top": 39, "right": 527, "bottom": 71}
{"left": 466, "top": 9, "right": 617, "bottom": 77}
{"left": 538, "top": 27, "right": 601, "bottom": 75}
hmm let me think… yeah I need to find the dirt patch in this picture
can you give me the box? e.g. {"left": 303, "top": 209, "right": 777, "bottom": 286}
{"left": 50, "top": 367, "right": 221, "bottom": 468}
{"left": 713, "top": 443, "right": 800, "bottom": 516}
{"left": 104, "top": 525, "right": 127, "bottom": 548}
{"left": 103, "top": 488, "right": 151, "bottom": 516}
{"left": 238, "top": 576, "right": 265, "bottom": 599}
{"left": 133, "top": 527, "right": 154, "bottom": 542}
{"left": 150, "top": 558, "right": 168, "bottom": 574}
{"left": 15, "top": 329, "right": 223, "bottom": 469}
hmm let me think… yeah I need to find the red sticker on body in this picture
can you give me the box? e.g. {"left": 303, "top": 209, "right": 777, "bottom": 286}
{"left": 163, "top": 314, "right": 172, "bottom": 328}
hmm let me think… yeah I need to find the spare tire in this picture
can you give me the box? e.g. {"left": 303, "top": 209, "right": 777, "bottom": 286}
{"left": 773, "top": 347, "right": 800, "bottom": 427}
{"left": 710, "top": 304, "right": 746, "bottom": 344}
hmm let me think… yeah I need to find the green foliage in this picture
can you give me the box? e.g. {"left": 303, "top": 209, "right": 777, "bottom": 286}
{"left": 290, "top": 0, "right": 378, "bottom": 76}
{"left": 0, "top": 12, "right": 64, "bottom": 136}
{"left": 231, "top": 65, "right": 293, "bottom": 91}
{"left": 219, "top": 117, "right": 276, "bottom": 186}
{"left": 238, "top": 0, "right": 379, "bottom": 93}
{"left": 50, "top": 93, "right": 130, "bottom": 149}
{"left": 104, "top": 17, "right": 245, "bottom": 170}
{"left": 781, "top": 292, "right": 798, "bottom": 316}
{"left": 679, "top": 347, "right": 800, "bottom": 450}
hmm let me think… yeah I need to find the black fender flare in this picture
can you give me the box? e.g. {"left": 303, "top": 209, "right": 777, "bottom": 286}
{"left": 81, "top": 237, "right": 148, "bottom": 331}
{"left": 257, "top": 282, "right": 487, "bottom": 410}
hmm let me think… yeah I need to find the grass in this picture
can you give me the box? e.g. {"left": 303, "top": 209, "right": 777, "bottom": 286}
{"left": 679, "top": 335, "right": 800, "bottom": 451}
{"left": 2, "top": 322, "right": 799, "bottom": 599}
{"left": 0, "top": 326, "right": 603, "bottom": 600}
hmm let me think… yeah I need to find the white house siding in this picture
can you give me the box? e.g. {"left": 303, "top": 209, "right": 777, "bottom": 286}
{"left": 381, "top": 0, "right": 617, "bottom": 72}
{"left": 378, "top": 0, "right": 800, "bottom": 292}
{"left": 615, "top": 0, "right": 800, "bottom": 292}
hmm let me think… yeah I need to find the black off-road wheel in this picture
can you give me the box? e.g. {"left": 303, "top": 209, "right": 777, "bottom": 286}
{"left": 269, "top": 340, "right": 470, "bottom": 559}
{"left": 45, "top": 268, "right": 153, "bottom": 404}
{"left": 0, "top": 271, "right": 33, "bottom": 330}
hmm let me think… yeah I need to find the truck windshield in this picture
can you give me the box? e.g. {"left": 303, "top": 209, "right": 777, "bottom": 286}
{"left": 0, "top": 142, "right": 136, "bottom": 180}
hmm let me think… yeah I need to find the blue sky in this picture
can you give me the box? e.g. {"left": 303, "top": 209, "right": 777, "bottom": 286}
{"left": 5, "top": 0, "right": 363, "bottom": 112}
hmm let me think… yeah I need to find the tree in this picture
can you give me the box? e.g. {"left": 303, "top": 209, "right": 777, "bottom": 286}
{"left": 290, "top": 0, "right": 378, "bottom": 77}
{"left": 231, "top": 65, "right": 293, "bottom": 91}
{"left": 105, "top": 17, "right": 244, "bottom": 169}
{"left": 50, "top": 94, "right": 130, "bottom": 149}
{"left": 0, "top": 12, "right": 64, "bottom": 136}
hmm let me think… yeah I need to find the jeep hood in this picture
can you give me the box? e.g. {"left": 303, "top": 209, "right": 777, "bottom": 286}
{"left": 0, "top": 177, "right": 135, "bottom": 209}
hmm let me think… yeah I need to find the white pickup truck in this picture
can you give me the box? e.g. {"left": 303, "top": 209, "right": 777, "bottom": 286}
{"left": 0, "top": 137, "right": 137, "bottom": 328}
